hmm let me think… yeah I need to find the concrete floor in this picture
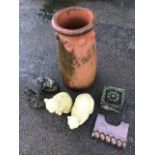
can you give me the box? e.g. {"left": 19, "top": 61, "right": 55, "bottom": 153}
{"left": 19, "top": 0, "right": 135, "bottom": 154}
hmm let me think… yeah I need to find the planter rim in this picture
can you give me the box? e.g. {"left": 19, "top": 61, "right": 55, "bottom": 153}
{"left": 51, "top": 7, "right": 94, "bottom": 36}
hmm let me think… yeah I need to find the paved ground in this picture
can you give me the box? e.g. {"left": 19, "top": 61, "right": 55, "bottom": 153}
{"left": 19, "top": 0, "right": 135, "bottom": 154}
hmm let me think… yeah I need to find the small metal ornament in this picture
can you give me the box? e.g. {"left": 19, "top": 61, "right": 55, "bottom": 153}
{"left": 101, "top": 86, "right": 125, "bottom": 113}
{"left": 24, "top": 77, "right": 59, "bottom": 109}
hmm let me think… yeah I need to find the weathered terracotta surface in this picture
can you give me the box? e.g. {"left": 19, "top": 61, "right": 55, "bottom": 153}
{"left": 51, "top": 7, "right": 97, "bottom": 90}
